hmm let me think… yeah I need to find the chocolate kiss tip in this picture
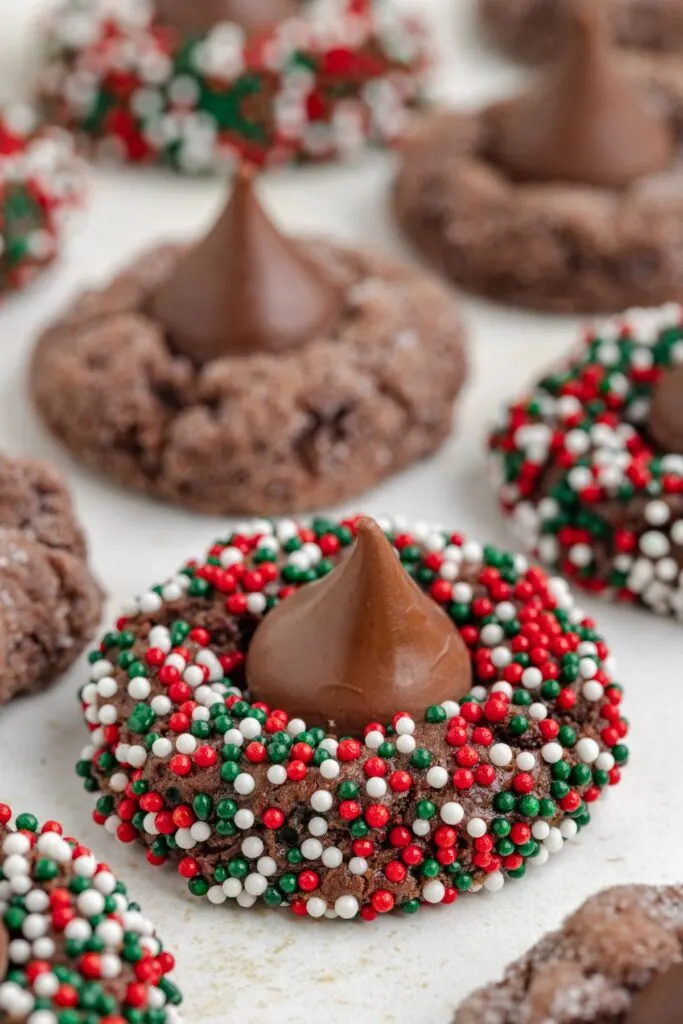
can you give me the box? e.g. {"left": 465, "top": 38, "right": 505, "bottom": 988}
{"left": 246, "top": 516, "right": 473, "bottom": 736}
{"left": 572, "top": 0, "right": 604, "bottom": 34}
{"left": 625, "top": 963, "right": 683, "bottom": 1024}
{"left": 492, "top": 0, "right": 673, "bottom": 189}
{"left": 147, "top": 170, "right": 344, "bottom": 364}
{"left": 155, "top": 0, "right": 298, "bottom": 35}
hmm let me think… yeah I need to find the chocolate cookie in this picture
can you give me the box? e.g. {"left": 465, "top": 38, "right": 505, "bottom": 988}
{"left": 0, "top": 805, "right": 183, "bottom": 1023}
{"left": 394, "top": 10, "right": 683, "bottom": 315}
{"left": 0, "top": 452, "right": 103, "bottom": 705}
{"left": 0, "top": 107, "right": 84, "bottom": 298}
{"left": 76, "top": 514, "right": 628, "bottom": 921}
{"left": 36, "top": 0, "right": 431, "bottom": 173}
{"left": 478, "top": 0, "right": 683, "bottom": 64}
{"left": 30, "top": 174, "right": 467, "bottom": 516}
{"left": 488, "top": 303, "right": 683, "bottom": 618}
{"left": 455, "top": 883, "right": 683, "bottom": 1023}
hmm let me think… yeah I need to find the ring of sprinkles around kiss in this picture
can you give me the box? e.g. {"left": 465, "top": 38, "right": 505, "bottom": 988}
{"left": 76, "top": 516, "right": 628, "bottom": 922}
{"left": 36, "top": 0, "right": 431, "bottom": 174}
{"left": 0, "top": 805, "right": 183, "bottom": 1023}
{"left": 488, "top": 303, "right": 683, "bottom": 619}
{"left": 0, "top": 108, "right": 85, "bottom": 297}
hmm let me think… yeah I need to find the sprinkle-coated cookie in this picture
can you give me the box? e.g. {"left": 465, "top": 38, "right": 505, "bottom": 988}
{"left": 36, "top": 0, "right": 430, "bottom": 174}
{"left": 76, "top": 515, "right": 628, "bottom": 921}
{"left": 488, "top": 303, "right": 683, "bottom": 619}
{"left": 0, "top": 805, "right": 183, "bottom": 1024}
{"left": 0, "top": 107, "right": 85, "bottom": 298}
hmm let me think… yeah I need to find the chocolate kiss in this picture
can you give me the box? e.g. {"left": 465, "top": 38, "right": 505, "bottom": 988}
{"left": 493, "top": 0, "right": 673, "bottom": 188}
{"left": 648, "top": 364, "right": 683, "bottom": 453}
{"left": 625, "top": 963, "right": 683, "bottom": 1024}
{"left": 147, "top": 171, "right": 344, "bottom": 364}
{"left": 155, "top": 0, "right": 297, "bottom": 35}
{"left": 246, "top": 517, "right": 472, "bottom": 735}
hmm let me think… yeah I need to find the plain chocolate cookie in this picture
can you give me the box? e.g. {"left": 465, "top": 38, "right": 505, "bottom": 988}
{"left": 0, "top": 452, "right": 103, "bottom": 705}
{"left": 455, "top": 883, "right": 683, "bottom": 1023}
{"left": 30, "top": 242, "right": 467, "bottom": 515}
{"left": 394, "top": 55, "right": 683, "bottom": 315}
{"left": 478, "top": 0, "right": 683, "bottom": 64}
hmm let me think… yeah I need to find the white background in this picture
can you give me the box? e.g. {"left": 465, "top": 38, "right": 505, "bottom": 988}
{"left": 0, "top": 2, "right": 678, "bottom": 1022}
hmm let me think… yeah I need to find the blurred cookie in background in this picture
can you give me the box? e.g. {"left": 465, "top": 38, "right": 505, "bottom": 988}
{"left": 35, "top": 0, "right": 432, "bottom": 174}
{"left": 0, "top": 106, "right": 85, "bottom": 298}
{"left": 395, "top": 4, "right": 683, "bottom": 314}
{"left": 478, "top": 0, "right": 683, "bottom": 64}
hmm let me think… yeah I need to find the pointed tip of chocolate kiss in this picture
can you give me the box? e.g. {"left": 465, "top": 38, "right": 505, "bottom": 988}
{"left": 146, "top": 168, "right": 344, "bottom": 365}
{"left": 155, "top": 0, "right": 298, "bottom": 35}
{"left": 572, "top": 0, "right": 606, "bottom": 38}
{"left": 351, "top": 515, "right": 400, "bottom": 574}
{"left": 492, "top": 0, "right": 673, "bottom": 190}
{"left": 246, "top": 516, "right": 472, "bottom": 736}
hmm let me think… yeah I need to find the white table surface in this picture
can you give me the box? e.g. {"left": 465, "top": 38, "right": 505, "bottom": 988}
{"left": 0, "top": 3, "right": 678, "bottom": 1023}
